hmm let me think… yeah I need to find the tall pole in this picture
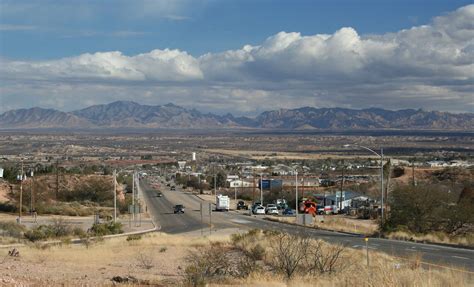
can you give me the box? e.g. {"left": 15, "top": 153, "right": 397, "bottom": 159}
{"left": 19, "top": 160, "right": 24, "bottom": 224}
{"left": 340, "top": 161, "right": 344, "bottom": 213}
{"left": 381, "top": 148, "right": 384, "bottom": 225}
{"left": 132, "top": 171, "right": 135, "bottom": 222}
{"left": 113, "top": 169, "right": 117, "bottom": 223}
{"left": 260, "top": 173, "right": 263, "bottom": 205}
{"left": 56, "top": 159, "right": 59, "bottom": 200}
{"left": 30, "top": 171, "right": 33, "bottom": 214}
{"left": 213, "top": 174, "right": 217, "bottom": 196}
{"left": 295, "top": 170, "right": 298, "bottom": 217}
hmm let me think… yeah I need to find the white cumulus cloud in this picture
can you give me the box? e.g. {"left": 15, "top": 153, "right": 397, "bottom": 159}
{"left": 0, "top": 4, "right": 473, "bottom": 114}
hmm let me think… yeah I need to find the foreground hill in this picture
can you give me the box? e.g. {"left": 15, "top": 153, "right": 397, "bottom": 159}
{"left": 0, "top": 101, "right": 473, "bottom": 130}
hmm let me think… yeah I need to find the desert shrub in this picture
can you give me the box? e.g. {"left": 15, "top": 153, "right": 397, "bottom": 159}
{"left": 61, "top": 177, "right": 114, "bottom": 205}
{"left": 89, "top": 222, "right": 123, "bottom": 236}
{"left": 136, "top": 252, "right": 154, "bottom": 269}
{"left": 385, "top": 183, "right": 473, "bottom": 234}
{"left": 24, "top": 227, "right": 49, "bottom": 242}
{"left": 72, "top": 227, "right": 87, "bottom": 238}
{"left": 185, "top": 240, "right": 263, "bottom": 286}
{"left": 185, "top": 244, "right": 233, "bottom": 286}
{"left": 270, "top": 232, "right": 311, "bottom": 279}
{"left": 392, "top": 166, "right": 405, "bottom": 178}
{"left": 0, "top": 221, "right": 26, "bottom": 238}
{"left": 0, "top": 202, "right": 16, "bottom": 213}
{"left": 24, "top": 219, "right": 73, "bottom": 242}
{"left": 126, "top": 234, "right": 142, "bottom": 241}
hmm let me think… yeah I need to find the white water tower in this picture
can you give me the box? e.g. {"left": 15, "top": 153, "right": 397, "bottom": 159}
{"left": 192, "top": 152, "right": 196, "bottom": 161}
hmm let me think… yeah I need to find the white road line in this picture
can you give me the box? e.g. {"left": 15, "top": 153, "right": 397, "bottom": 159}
{"left": 421, "top": 247, "right": 439, "bottom": 251}
{"left": 406, "top": 249, "right": 418, "bottom": 252}
{"left": 452, "top": 256, "right": 469, "bottom": 260}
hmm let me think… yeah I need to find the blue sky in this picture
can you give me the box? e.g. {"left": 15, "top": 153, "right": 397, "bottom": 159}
{"left": 1, "top": 0, "right": 471, "bottom": 59}
{"left": 0, "top": 0, "right": 473, "bottom": 114}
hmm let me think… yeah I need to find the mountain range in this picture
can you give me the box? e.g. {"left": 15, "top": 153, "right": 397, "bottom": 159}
{"left": 0, "top": 101, "right": 473, "bottom": 131}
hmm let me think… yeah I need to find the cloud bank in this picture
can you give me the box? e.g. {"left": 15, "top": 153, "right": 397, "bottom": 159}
{"left": 1, "top": 4, "right": 473, "bottom": 114}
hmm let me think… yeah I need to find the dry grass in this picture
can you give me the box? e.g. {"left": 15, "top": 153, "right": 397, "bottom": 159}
{"left": 1, "top": 232, "right": 231, "bottom": 286}
{"left": 204, "top": 148, "right": 366, "bottom": 160}
{"left": 387, "top": 230, "right": 474, "bottom": 247}
{"left": 211, "top": 230, "right": 474, "bottom": 287}
{"left": 1, "top": 230, "right": 473, "bottom": 286}
{"left": 267, "top": 215, "right": 378, "bottom": 236}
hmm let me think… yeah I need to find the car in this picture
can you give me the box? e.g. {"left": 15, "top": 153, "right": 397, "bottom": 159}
{"left": 173, "top": 204, "right": 184, "bottom": 213}
{"left": 237, "top": 201, "right": 249, "bottom": 210}
{"left": 253, "top": 206, "right": 265, "bottom": 215}
{"left": 170, "top": 186, "right": 176, "bottom": 191}
{"left": 266, "top": 206, "right": 279, "bottom": 215}
{"left": 282, "top": 208, "right": 294, "bottom": 215}
{"left": 156, "top": 192, "right": 163, "bottom": 197}
{"left": 266, "top": 204, "right": 277, "bottom": 209}
{"left": 166, "top": 183, "right": 171, "bottom": 187}
{"left": 251, "top": 202, "right": 262, "bottom": 210}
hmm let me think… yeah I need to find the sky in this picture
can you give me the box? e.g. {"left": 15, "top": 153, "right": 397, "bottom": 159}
{"left": 0, "top": 0, "right": 473, "bottom": 115}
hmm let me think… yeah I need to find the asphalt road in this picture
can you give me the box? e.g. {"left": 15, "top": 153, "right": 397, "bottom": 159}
{"left": 141, "top": 179, "right": 474, "bottom": 272}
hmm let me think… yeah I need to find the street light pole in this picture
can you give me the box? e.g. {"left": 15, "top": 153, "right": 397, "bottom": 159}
{"left": 113, "top": 169, "right": 117, "bottom": 223}
{"left": 343, "top": 144, "right": 384, "bottom": 225}
{"left": 295, "top": 170, "right": 298, "bottom": 217}
{"left": 260, "top": 173, "right": 263, "bottom": 205}
{"left": 380, "top": 148, "right": 384, "bottom": 223}
{"left": 18, "top": 160, "right": 24, "bottom": 224}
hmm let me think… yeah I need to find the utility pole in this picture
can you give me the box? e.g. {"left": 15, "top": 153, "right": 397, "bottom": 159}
{"left": 252, "top": 174, "right": 256, "bottom": 204}
{"left": 18, "top": 160, "right": 24, "bottom": 224}
{"left": 340, "top": 161, "right": 345, "bottom": 213}
{"left": 412, "top": 161, "right": 416, "bottom": 186}
{"left": 132, "top": 171, "right": 135, "bottom": 222}
{"left": 113, "top": 169, "right": 117, "bottom": 223}
{"left": 30, "top": 170, "right": 34, "bottom": 214}
{"left": 260, "top": 173, "right": 263, "bottom": 205}
{"left": 56, "top": 159, "right": 59, "bottom": 200}
{"left": 381, "top": 148, "right": 384, "bottom": 224}
{"left": 213, "top": 174, "right": 217, "bottom": 197}
{"left": 295, "top": 170, "right": 298, "bottom": 217}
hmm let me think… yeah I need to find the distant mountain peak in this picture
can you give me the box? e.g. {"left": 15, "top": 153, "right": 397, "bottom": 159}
{"left": 0, "top": 102, "right": 472, "bottom": 130}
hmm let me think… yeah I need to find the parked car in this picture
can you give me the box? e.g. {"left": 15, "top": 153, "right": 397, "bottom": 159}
{"left": 156, "top": 192, "right": 163, "bottom": 197}
{"left": 251, "top": 202, "right": 262, "bottom": 211}
{"left": 170, "top": 186, "right": 176, "bottom": 191}
{"left": 253, "top": 206, "right": 265, "bottom": 215}
{"left": 282, "top": 208, "right": 294, "bottom": 215}
{"left": 266, "top": 204, "right": 277, "bottom": 209}
{"left": 266, "top": 206, "right": 279, "bottom": 215}
{"left": 237, "top": 201, "right": 249, "bottom": 210}
{"left": 173, "top": 204, "right": 184, "bottom": 213}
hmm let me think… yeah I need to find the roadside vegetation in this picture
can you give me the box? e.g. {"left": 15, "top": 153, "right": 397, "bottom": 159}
{"left": 185, "top": 229, "right": 472, "bottom": 286}
{"left": 1, "top": 230, "right": 471, "bottom": 286}
{"left": 0, "top": 218, "right": 123, "bottom": 243}
{"left": 384, "top": 170, "right": 474, "bottom": 246}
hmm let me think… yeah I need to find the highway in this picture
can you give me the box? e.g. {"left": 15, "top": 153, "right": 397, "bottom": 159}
{"left": 140, "top": 179, "right": 474, "bottom": 272}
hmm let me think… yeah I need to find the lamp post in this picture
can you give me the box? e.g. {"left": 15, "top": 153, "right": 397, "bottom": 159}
{"left": 17, "top": 160, "right": 25, "bottom": 224}
{"left": 295, "top": 170, "right": 298, "bottom": 218}
{"left": 343, "top": 144, "right": 384, "bottom": 224}
{"left": 113, "top": 169, "right": 117, "bottom": 223}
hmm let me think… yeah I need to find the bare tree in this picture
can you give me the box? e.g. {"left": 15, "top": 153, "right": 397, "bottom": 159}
{"left": 270, "top": 232, "right": 311, "bottom": 279}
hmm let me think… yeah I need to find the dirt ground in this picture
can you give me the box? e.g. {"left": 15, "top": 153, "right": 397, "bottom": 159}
{"left": 0, "top": 232, "right": 231, "bottom": 286}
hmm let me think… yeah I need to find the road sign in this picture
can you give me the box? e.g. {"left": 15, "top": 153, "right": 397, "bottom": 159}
{"left": 128, "top": 204, "right": 140, "bottom": 214}
{"left": 297, "top": 214, "right": 314, "bottom": 226}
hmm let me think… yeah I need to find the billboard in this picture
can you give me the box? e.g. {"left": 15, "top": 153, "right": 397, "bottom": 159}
{"left": 258, "top": 179, "right": 283, "bottom": 190}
